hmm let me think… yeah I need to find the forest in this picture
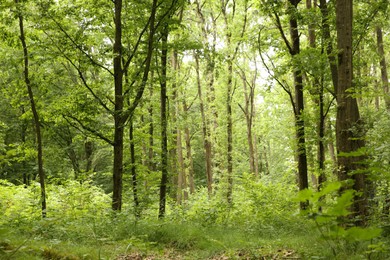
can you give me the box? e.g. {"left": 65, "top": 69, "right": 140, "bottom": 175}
{"left": 0, "top": 0, "right": 390, "bottom": 259}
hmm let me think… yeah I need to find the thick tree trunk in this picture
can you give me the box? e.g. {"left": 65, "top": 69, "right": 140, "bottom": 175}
{"left": 16, "top": 0, "right": 46, "bottom": 218}
{"left": 336, "top": 0, "right": 367, "bottom": 224}
{"left": 376, "top": 26, "right": 390, "bottom": 111}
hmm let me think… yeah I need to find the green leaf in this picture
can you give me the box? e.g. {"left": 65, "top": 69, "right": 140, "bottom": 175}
{"left": 345, "top": 227, "right": 382, "bottom": 242}
{"left": 294, "top": 188, "right": 313, "bottom": 202}
{"left": 327, "top": 190, "right": 354, "bottom": 217}
{"left": 319, "top": 182, "right": 341, "bottom": 196}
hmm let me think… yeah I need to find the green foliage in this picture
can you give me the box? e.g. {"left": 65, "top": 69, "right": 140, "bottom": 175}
{"left": 295, "top": 182, "right": 384, "bottom": 258}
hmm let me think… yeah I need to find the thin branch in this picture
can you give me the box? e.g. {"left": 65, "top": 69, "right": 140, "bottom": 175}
{"left": 43, "top": 30, "right": 114, "bottom": 115}
{"left": 123, "top": 15, "right": 152, "bottom": 71}
{"left": 63, "top": 114, "right": 114, "bottom": 146}
{"left": 324, "top": 96, "right": 336, "bottom": 118}
{"left": 237, "top": 102, "right": 246, "bottom": 115}
{"left": 258, "top": 28, "right": 296, "bottom": 115}
{"left": 122, "top": 0, "right": 160, "bottom": 123}
{"left": 50, "top": 17, "right": 114, "bottom": 77}
{"left": 273, "top": 9, "right": 293, "bottom": 54}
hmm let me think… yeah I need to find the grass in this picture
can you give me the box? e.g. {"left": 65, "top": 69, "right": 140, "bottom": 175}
{"left": 0, "top": 215, "right": 333, "bottom": 260}
{"left": 1, "top": 180, "right": 389, "bottom": 259}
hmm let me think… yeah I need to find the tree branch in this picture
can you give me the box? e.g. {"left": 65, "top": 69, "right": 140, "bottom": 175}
{"left": 63, "top": 114, "right": 114, "bottom": 146}
{"left": 258, "top": 29, "right": 296, "bottom": 115}
{"left": 273, "top": 9, "right": 293, "bottom": 54}
{"left": 50, "top": 17, "right": 114, "bottom": 77}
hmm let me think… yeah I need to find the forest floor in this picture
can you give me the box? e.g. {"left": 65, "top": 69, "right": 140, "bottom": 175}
{"left": 0, "top": 220, "right": 321, "bottom": 260}
{"left": 1, "top": 218, "right": 389, "bottom": 259}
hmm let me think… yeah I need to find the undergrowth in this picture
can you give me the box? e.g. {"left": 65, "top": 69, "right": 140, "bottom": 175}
{"left": 0, "top": 176, "right": 389, "bottom": 259}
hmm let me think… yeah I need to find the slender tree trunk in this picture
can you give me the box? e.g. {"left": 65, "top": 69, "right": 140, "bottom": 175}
{"left": 67, "top": 139, "right": 80, "bottom": 180}
{"left": 20, "top": 106, "right": 30, "bottom": 185}
{"left": 239, "top": 70, "right": 258, "bottom": 176}
{"left": 317, "top": 85, "right": 326, "bottom": 190}
{"left": 85, "top": 140, "right": 93, "bottom": 173}
{"left": 195, "top": 0, "right": 218, "bottom": 183}
{"left": 336, "top": 0, "right": 367, "bottom": 224}
{"left": 147, "top": 73, "right": 155, "bottom": 172}
{"left": 112, "top": 0, "right": 158, "bottom": 211}
{"left": 319, "top": 0, "right": 338, "bottom": 93}
{"left": 289, "top": 0, "right": 309, "bottom": 210}
{"left": 184, "top": 124, "right": 195, "bottom": 194}
{"left": 159, "top": 24, "right": 169, "bottom": 218}
{"left": 376, "top": 26, "right": 390, "bottom": 111}
{"left": 16, "top": 0, "right": 46, "bottom": 218}
{"left": 226, "top": 56, "right": 233, "bottom": 203}
{"left": 129, "top": 119, "right": 140, "bottom": 217}
{"left": 307, "top": 0, "right": 326, "bottom": 191}
{"left": 112, "top": 0, "right": 125, "bottom": 211}
{"left": 171, "top": 50, "right": 187, "bottom": 204}
{"left": 222, "top": 22, "right": 234, "bottom": 203}
{"left": 195, "top": 53, "right": 213, "bottom": 195}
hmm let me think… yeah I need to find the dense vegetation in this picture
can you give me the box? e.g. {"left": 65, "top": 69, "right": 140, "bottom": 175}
{"left": 1, "top": 0, "right": 390, "bottom": 259}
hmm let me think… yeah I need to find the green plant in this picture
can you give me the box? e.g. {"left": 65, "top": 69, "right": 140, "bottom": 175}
{"left": 295, "top": 181, "right": 383, "bottom": 258}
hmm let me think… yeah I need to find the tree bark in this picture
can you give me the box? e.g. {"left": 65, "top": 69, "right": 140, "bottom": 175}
{"left": 336, "top": 0, "right": 368, "bottom": 224}
{"left": 158, "top": 24, "right": 169, "bottom": 219}
{"left": 112, "top": 0, "right": 158, "bottom": 211}
{"left": 195, "top": 52, "right": 213, "bottom": 195}
{"left": 319, "top": 0, "right": 338, "bottom": 93}
{"left": 16, "top": 0, "right": 47, "bottom": 218}
{"left": 240, "top": 70, "right": 258, "bottom": 177}
{"left": 289, "top": 0, "right": 309, "bottom": 210}
{"left": 184, "top": 124, "right": 195, "bottom": 194}
{"left": 112, "top": 0, "right": 125, "bottom": 211}
{"left": 221, "top": 0, "right": 234, "bottom": 204}
{"left": 129, "top": 120, "right": 140, "bottom": 217}
{"left": 376, "top": 26, "right": 390, "bottom": 111}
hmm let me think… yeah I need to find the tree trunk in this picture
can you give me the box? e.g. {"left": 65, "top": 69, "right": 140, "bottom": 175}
{"left": 240, "top": 70, "right": 257, "bottom": 176}
{"left": 184, "top": 124, "right": 195, "bottom": 194}
{"left": 129, "top": 119, "right": 140, "bottom": 217}
{"left": 85, "top": 140, "right": 93, "bottom": 173}
{"left": 147, "top": 73, "right": 155, "bottom": 172}
{"left": 306, "top": 0, "right": 326, "bottom": 191}
{"left": 319, "top": 0, "right": 338, "bottom": 93}
{"left": 195, "top": 53, "right": 213, "bottom": 195}
{"left": 222, "top": 15, "right": 234, "bottom": 203}
{"left": 16, "top": 0, "right": 47, "bottom": 218}
{"left": 112, "top": 0, "right": 125, "bottom": 211}
{"left": 289, "top": 0, "right": 309, "bottom": 210}
{"left": 336, "top": 0, "right": 367, "bottom": 224}
{"left": 376, "top": 26, "right": 390, "bottom": 111}
{"left": 171, "top": 49, "right": 186, "bottom": 204}
{"left": 158, "top": 24, "right": 169, "bottom": 219}
{"left": 195, "top": 0, "right": 218, "bottom": 187}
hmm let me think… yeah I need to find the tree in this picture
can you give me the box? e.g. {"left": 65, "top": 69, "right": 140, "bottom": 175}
{"left": 261, "top": 0, "right": 309, "bottom": 209}
{"left": 15, "top": 0, "right": 46, "bottom": 218}
{"left": 335, "top": 0, "right": 368, "bottom": 223}
{"left": 376, "top": 26, "right": 390, "bottom": 111}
